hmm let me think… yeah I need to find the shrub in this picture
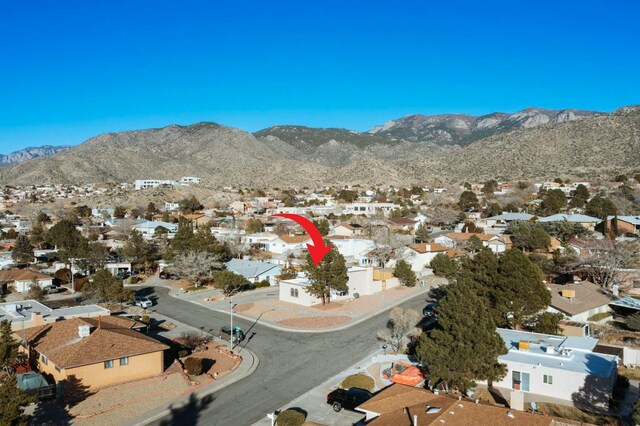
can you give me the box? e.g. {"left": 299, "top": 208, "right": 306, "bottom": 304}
{"left": 254, "top": 280, "right": 270, "bottom": 288}
{"left": 276, "top": 409, "right": 305, "bottom": 426}
{"left": 74, "top": 277, "right": 89, "bottom": 292}
{"left": 141, "top": 315, "right": 150, "bottom": 324}
{"left": 341, "top": 374, "right": 375, "bottom": 392}
{"left": 588, "top": 312, "right": 613, "bottom": 322}
{"left": 627, "top": 313, "right": 640, "bottom": 331}
{"left": 178, "top": 331, "right": 208, "bottom": 350}
{"left": 184, "top": 357, "right": 204, "bottom": 375}
{"left": 130, "top": 276, "right": 142, "bottom": 284}
{"left": 177, "top": 349, "right": 189, "bottom": 359}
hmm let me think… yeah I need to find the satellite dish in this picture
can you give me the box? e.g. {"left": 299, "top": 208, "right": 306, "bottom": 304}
{"left": 530, "top": 401, "right": 538, "bottom": 412}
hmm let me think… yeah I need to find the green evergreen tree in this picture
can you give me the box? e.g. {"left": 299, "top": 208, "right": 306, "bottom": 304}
{"left": 312, "top": 219, "right": 330, "bottom": 236}
{"left": 0, "top": 375, "right": 36, "bottom": 426}
{"left": 0, "top": 319, "right": 19, "bottom": 369}
{"left": 393, "top": 260, "right": 416, "bottom": 287}
{"left": 414, "top": 223, "right": 431, "bottom": 243}
{"left": 45, "top": 220, "right": 85, "bottom": 263}
{"left": 212, "top": 270, "right": 247, "bottom": 296}
{"left": 415, "top": 279, "right": 507, "bottom": 391}
{"left": 302, "top": 245, "right": 348, "bottom": 305}
{"left": 495, "top": 250, "right": 551, "bottom": 328}
{"left": 531, "top": 312, "right": 564, "bottom": 335}
{"left": 429, "top": 253, "right": 458, "bottom": 279}
{"left": 586, "top": 195, "right": 618, "bottom": 219}
{"left": 11, "top": 234, "right": 33, "bottom": 265}
{"left": 540, "top": 189, "right": 567, "bottom": 215}
{"left": 120, "top": 230, "right": 159, "bottom": 273}
{"left": 166, "top": 218, "right": 195, "bottom": 260}
{"left": 113, "top": 206, "right": 127, "bottom": 218}
{"left": 509, "top": 222, "right": 551, "bottom": 252}
{"left": 458, "top": 191, "right": 479, "bottom": 212}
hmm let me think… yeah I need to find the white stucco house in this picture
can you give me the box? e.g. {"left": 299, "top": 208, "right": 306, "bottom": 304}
{"left": 342, "top": 203, "right": 399, "bottom": 217}
{"left": 132, "top": 221, "right": 178, "bottom": 240}
{"left": 266, "top": 235, "right": 311, "bottom": 255}
{"left": 0, "top": 269, "right": 54, "bottom": 293}
{"left": 401, "top": 243, "right": 450, "bottom": 273}
{"left": 478, "top": 329, "right": 618, "bottom": 408}
{"left": 279, "top": 267, "right": 399, "bottom": 307}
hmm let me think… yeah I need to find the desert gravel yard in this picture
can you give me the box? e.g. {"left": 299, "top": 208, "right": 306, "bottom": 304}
{"left": 71, "top": 373, "right": 189, "bottom": 426}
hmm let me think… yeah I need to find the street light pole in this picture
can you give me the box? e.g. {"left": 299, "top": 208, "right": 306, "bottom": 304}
{"left": 229, "top": 296, "right": 234, "bottom": 351}
{"left": 71, "top": 259, "right": 75, "bottom": 293}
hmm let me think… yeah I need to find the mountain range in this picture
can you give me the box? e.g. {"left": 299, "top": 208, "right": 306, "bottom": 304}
{"left": 0, "top": 106, "right": 638, "bottom": 187}
{"left": 0, "top": 145, "right": 69, "bottom": 166}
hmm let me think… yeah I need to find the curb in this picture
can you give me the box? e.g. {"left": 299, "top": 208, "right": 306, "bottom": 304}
{"left": 210, "top": 286, "right": 432, "bottom": 334}
{"left": 128, "top": 346, "right": 260, "bottom": 426}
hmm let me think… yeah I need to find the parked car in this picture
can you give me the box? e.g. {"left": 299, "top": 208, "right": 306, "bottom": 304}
{"left": 134, "top": 297, "right": 153, "bottom": 308}
{"left": 45, "top": 285, "right": 62, "bottom": 294}
{"left": 326, "top": 387, "right": 372, "bottom": 412}
{"left": 423, "top": 303, "right": 438, "bottom": 317}
{"left": 219, "top": 326, "right": 245, "bottom": 343}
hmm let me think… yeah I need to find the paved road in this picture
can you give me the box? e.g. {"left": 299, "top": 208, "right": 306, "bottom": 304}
{"left": 138, "top": 286, "right": 431, "bottom": 426}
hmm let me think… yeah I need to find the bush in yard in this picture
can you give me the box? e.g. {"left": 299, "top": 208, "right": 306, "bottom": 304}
{"left": 627, "top": 313, "right": 640, "bottom": 331}
{"left": 341, "top": 374, "right": 375, "bottom": 392}
{"left": 130, "top": 276, "right": 141, "bottom": 284}
{"left": 276, "top": 409, "right": 305, "bottom": 426}
{"left": 587, "top": 312, "right": 613, "bottom": 322}
{"left": 184, "top": 357, "right": 204, "bottom": 375}
{"left": 141, "top": 315, "right": 150, "bottom": 324}
{"left": 254, "top": 280, "right": 270, "bottom": 288}
{"left": 178, "top": 331, "right": 208, "bottom": 351}
{"left": 177, "top": 349, "right": 189, "bottom": 359}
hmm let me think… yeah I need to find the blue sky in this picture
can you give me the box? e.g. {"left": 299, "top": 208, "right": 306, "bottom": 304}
{"left": 1, "top": 1, "right": 639, "bottom": 153}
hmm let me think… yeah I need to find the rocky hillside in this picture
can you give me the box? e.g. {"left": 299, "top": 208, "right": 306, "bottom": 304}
{"left": 254, "top": 125, "right": 448, "bottom": 166}
{"left": 0, "top": 106, "right": 637, "bottom": 187}
{"left": 368, "top": 107, "right": 599, "bottom": 146}
{"left": 0, "top": 145, "right": 69, "bottom": 166}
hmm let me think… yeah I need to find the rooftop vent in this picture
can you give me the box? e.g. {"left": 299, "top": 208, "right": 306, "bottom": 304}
{"left": 518, "top": 340, "right": 530, "bottom": 351}
{"left": 507, "top": 411, "right": 515, "bottom": 419}
{"left": 78, "top": 324, "right": 90, "bottom": 338}
{"left": 426, "top": 406, "right": 442, "bottom": 414}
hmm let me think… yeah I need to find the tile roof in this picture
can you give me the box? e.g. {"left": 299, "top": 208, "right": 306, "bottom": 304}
{"left": 0, "top": 269, "right": 52, "bottom": 281}
{"left": 278, "top": 234, "right": 311, "bottom": 244}
{"left": 387, "top": 217, "right": 418, "bottom": 225}
{"left": 547, "top": 281, "right": 613, "bottom": 316}
{"left": 443, "top": 232, "right": 493, "bottom": 241}
{"left": 358, "top": 384, "right": 564, "bottom": 425}
{"left": 408, "top": 243, "right": 449, "bottom": 254}
{"left": 21, "top": 317, "right": 168, "bottom": 369}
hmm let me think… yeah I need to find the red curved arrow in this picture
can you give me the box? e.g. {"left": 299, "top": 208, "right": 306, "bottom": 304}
{"left": 273, "top": 213, "right": 333, "bottom": 266}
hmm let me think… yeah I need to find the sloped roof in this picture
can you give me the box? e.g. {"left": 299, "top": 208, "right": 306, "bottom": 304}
{"left": 0, "top": 269, "right": 51, "bottom": 282}
{"left": 538, "top": 214, "right": 601, "bottom": 223}
{"left": 408, "top": 243, "right": 449, "bottom": 254}
{"left": 548, "top": 281, "right": 613, "bottom": 316}
{"left": 278, "top": 234, "right": 311, "bottom": 244}
{"left": 225, "top": 259, "right": 280, "bottom": 279}
{"left": 358, "top": 384, "right": 563, "bottom": 425}
{"left": 607, "top": 215, "right": 640, "bottom": 226}
{"left": 487, "top": 213, "right": 534, "bottom": 221}
{"left": 443, "top": 232, "right": 493, "bottom": 241}
{"left": 21, "top": 317, "right": 168, "bottom": 369}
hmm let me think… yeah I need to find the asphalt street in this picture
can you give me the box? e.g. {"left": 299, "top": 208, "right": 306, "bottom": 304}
{"left": 139, "top": 286, "right": 430, "bottom": 426}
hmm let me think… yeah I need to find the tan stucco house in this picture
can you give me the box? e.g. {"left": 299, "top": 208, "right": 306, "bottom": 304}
{"left": 18, "top": 316, "right": 168, "bottom": 389}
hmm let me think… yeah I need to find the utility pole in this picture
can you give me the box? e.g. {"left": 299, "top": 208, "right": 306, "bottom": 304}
{"left": 71, "top": 259, "right": 75, "bottom": 293}
{"left": 229, "top": 296, "right": 237, "bottom": 351}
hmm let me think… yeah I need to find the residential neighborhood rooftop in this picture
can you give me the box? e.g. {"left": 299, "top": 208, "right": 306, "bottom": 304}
{"left": 547, "top": 281, "right": 613, "bottom": 316}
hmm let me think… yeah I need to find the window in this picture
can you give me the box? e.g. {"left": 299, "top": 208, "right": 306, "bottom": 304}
{"left": 120, "top": 357, "right": 129, "bottom": 366}
{"left": 41, "top": 354, "right": 48, "bottom": 365}
{"left": 104, "top": 360, "right": 113, "bottom": 369}
{"left": 543, "top": 374, "right": 553, "bottom": 385}
{"left": 512, "top": 371, "right": 530, "bottom": 392}
{"left": 290, "top": 288, "right": 299, "bottom": 298}
{"left": 336, "top": 289, "right": 349, "bottom": 297}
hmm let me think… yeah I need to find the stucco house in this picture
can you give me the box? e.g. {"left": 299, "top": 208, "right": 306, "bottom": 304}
{"left": 332, "top": 223, "right": 365, "bottom": 237}
{"left": 0, "top": 269, "right": 53, "bottom": 293}
{"left": 279, "top": 267, "right": 399, "bottom": 306}
{"left": 267, "top": 234, "right": 311, "bottom": 254}
{"left": 537, "top": 214, "right": 602, "bottom": 231}
{"left": 19, "top": 316, "right": 168, "bottom": 389}
{"left": 546, "top": 281, "right": 613, "bottom": 322}
{"left": 132, "top": 221, "right": 178, "bottom": 240}
{"left": 478, "top": 329, "right": 618, "bottom": 409}
{"left": 402, "top": 243, "right": 450, "bottom": 272}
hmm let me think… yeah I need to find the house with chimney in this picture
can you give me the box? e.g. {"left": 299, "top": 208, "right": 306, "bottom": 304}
{"left": 18, "top": 316, "right": 168, "bottom": 389}
{"left": 402, "top": 243, "right": 451, "bottom": 273}
{"left": 546, "top": 281, "right": 613, "bottom": 322}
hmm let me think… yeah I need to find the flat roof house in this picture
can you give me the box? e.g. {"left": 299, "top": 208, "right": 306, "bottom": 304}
{"left": 479, "top": 329, "right": 618, "bottom": 409}
{"left": 19, "top": 316, "right": 168, "bottom": 389}
{"left": 0, "top": 300, "right": 110, "bottom": 331}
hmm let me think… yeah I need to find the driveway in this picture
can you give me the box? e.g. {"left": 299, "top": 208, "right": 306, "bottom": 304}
{"left": 137, "top": 285, "right": 431, "bottom": 426}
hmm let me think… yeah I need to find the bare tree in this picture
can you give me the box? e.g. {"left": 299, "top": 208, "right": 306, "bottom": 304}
{"left": 169, "top": 251, "right": 223, "bottom": 287}
{"left": 369, "top": 227, "right": 412, "bottom": 268}
{"left": 428, "top": 207, "right": 459, "bottom": 226}
{"left": 582, "top": 241, "right": 640, "bottom": 289}
{"left": 377, "top": 307, "right": 421, "bottom": 353}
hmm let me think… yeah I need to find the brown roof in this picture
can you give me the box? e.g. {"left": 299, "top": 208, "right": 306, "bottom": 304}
{"left": 548, "top": 281, "right": 613, "bottom": 316}
{"left": 569, "top": 238, "right": 614, "bottom": 251}
{"left": 358, "top": 384, "right": 567, "bottom": 426}
{"left": 0, "top": 269, "right": 51, "bottom": 281}
{"left": 278, "top": 234, "right": 311, "bottom": 244}
{"left": 183, "top": 213, "right": 205, "bottom": 220}
{"left": 444, "top": 232, "right": 493, "bottom": 242}
{"left": 387, "top": 217, "right": 418, "bottom": 225}
{"left": 408, "top": 243, "right": 449, "bottom": 254}
{"left": 22, "top": 317, "right": 168, "bottom": 369}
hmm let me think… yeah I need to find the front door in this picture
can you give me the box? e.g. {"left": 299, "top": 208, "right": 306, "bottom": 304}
{"left": 512, "top": 371, "right": 530, "bottom": 392}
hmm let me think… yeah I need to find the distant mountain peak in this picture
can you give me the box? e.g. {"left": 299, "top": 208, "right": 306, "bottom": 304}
{"left": 367, "top": 107, "right": 601, "bottom": 146}
{"left": 0, "top": 145, "right": 69, "bottom": 166}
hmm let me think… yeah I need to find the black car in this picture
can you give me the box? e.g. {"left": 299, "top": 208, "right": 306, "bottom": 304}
{"left": 423, "top": 303, "right": 438, "bottom": 317}
{"left": 326, "top": 387, "right": 372, "bottom": 412}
